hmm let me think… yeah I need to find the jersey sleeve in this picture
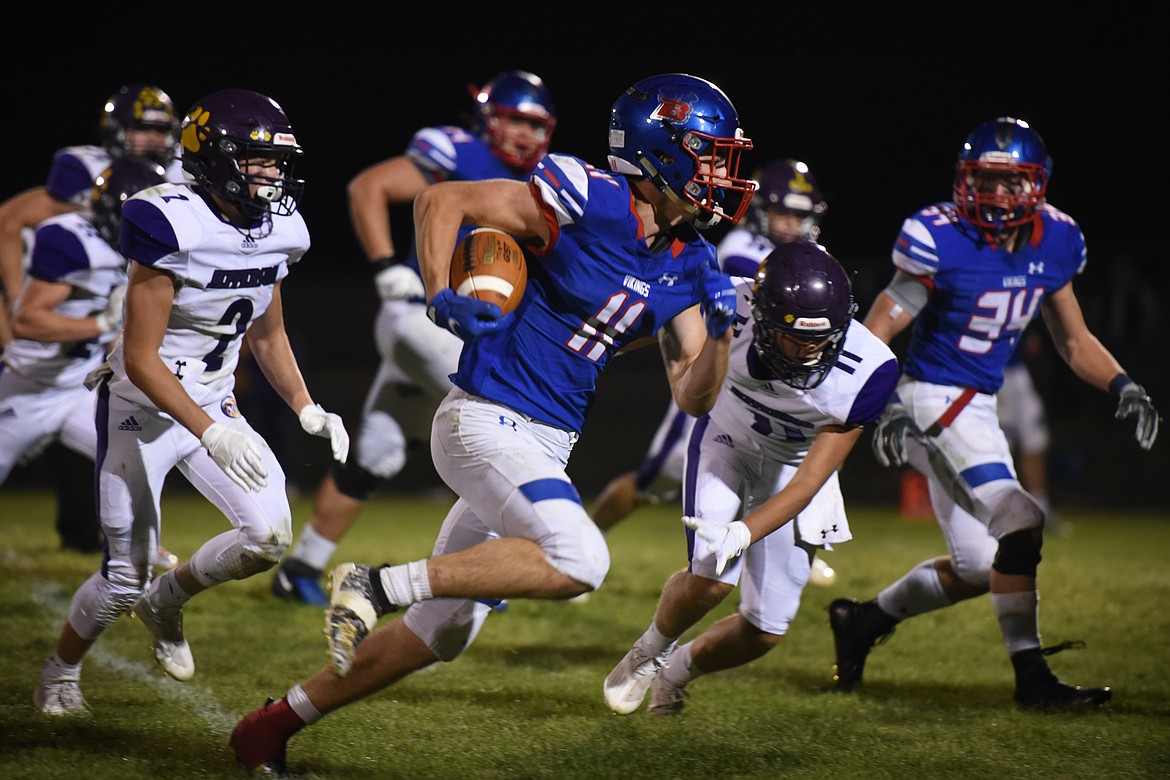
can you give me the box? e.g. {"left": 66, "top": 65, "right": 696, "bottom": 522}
{"left": 891, "top": 210, "right": 942, "bottom": 279}
{"left": 406, "top": 126, "right": 473, "bottom": 183}
{"left": 27, "top": 223, "right": 89, "bottom": 281}
{"left": 528, "top": 154, "right": 629, "bottom": 258}
{"left": 45, "top": 150, "right": 95, "bottom": 203}
{"left": 120, "top": 198, "right": 181, "bottom": 268}
{"left": 846, "top": 356, "right": 899, "bottom": 426}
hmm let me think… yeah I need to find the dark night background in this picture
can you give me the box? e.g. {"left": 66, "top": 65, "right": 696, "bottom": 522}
{"left": 4, "top": 9, "right": 1167, "bottom": 508}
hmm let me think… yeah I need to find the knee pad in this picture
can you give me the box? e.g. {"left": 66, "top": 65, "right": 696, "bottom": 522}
{"left": 355, "top": 410, "right": 407, "bottom": 480}
{"left": 189, "top": 530, "right": 287, "bottom": 586}
{"left": 993, "top": 528, "right": 1043, "bottom": 577}
{"left": 404, "top": 599, "right": 491, "bottom": 662}
{"left": 68, "top": 568, "right": 147, "bottom": 639}
{"left": 332, "top": 457, "right": 381, "bottom": 502}
{"left": 507, "top": 486, "right": 610, "bottom": 589}
{"left": 980, "top": 481, "right": 1046, "bottom": 539}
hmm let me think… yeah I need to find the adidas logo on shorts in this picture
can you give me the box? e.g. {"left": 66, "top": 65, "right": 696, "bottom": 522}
{"left": 118, "top": 416, "right": 143, "bottom": 431}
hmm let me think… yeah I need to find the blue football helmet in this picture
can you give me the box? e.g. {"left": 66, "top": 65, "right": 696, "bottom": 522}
{"left": 749, "top": 159, "right": 827, "bottom": 243}
{"left": 180, "top": 89, "right": 304, "bottom": 225}
{"left": 90, "top": 157, "right": 167, "bottom": 245}
{"left": 751, "top": 240, "right": 857, "bottom": 390}
{"left": 608, "top": 73, "right": 756, "bottom": 229}
{"left": 99, "top": 84, "right": 180, "bottom": 165}
{"left": 953, "top": 117, "right": 1052, "bottom": 229}
{"left": 469, "top": 70, "right": 557, "bottom": 171}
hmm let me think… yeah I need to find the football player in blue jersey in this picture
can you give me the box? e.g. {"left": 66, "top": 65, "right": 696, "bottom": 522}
{"left": 34, "top": 90, "right": 349, "bottom": 716}
{"left": 230, "top": 73, "right": 755, "bottom": 775}
{"left": 271, "top": 71, "right": 558, "bottom": 606}
{"left": 828, "top": 117, "right": 1160, "bottom": 710}
{"left": 588, "top": 159, "right": 840, "bottom": 585}
{"left": 603, "top": 241, "right": 898, "bottom": 716}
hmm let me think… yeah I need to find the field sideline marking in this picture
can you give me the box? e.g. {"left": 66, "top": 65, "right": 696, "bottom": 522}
{"left": 31, "top": 578, "right": 240, "bottom": 732}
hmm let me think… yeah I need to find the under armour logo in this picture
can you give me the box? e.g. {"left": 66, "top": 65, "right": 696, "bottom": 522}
{"left": 658, "top": 273, "right": 680, "bottom": 287}
{"left": 173, "top": 360, "right": 186, "bottom": 380}
{"left": 1028, "top": 261, "right": 1045, "bottom": 274}
{"left": 498, "top": 415, "right": 518, "bottom": 430}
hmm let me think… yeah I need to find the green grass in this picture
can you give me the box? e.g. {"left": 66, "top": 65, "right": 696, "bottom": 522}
{"left": 2, "top": 489, "right": 1168, "bottom": 779}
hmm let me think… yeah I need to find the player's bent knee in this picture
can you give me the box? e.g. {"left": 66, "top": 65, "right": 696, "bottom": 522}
{"left": 544, "top": 514, "right": 610, "bottom": 590}
{"left": 993, "top": 528, "right": 1043, "bottom": 577}
{"left": 332, "top": 458, "right": 381, "bottom": 502}
{"left": 355, "top": 410, "right": 407, "bottom": 481}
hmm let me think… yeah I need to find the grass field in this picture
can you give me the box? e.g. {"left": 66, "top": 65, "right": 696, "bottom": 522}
{"left": 2, "top": 488, "right": 1168, "bottom": 779}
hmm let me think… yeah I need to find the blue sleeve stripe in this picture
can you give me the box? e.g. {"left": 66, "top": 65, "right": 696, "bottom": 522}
{"left": 960, "top": 462, "right": 1013, "bottom": 488}
{"left": 28, "top": 224, "right": 88, "bottom": 280}
{"left": 519, "top": 478, "right": 582, "bottom": 505}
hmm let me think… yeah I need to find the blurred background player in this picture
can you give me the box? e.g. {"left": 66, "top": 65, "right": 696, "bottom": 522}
{"left": 830, "top": 117, "right": 1160, "bottom": 710}
{"left": 589, "top": 159, "right": 840, "bottom": 586}
{"left": 604, "top": 242, "right": 897, "bottom": 717}
{"left": 271, "top": 71, "right": 557, "bottom": 605}
{"left": 1, "top": 158, "right": 165, "bottom": 515}
{"left": 0, "top": 84, "right": 183, "bottom": 564}
{"left": 34, "top": 89, "right": 349, "bottom": 715}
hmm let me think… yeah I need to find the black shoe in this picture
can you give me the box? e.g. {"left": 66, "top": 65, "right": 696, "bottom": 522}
{"left": 271, "top": 559, "right": 328, "bottom": 606}
{"left": 1012, "top": 646, "right": 1111, "bottom": 711}
{"left": 828, "top": 598, "right": 897, "bottom": 691}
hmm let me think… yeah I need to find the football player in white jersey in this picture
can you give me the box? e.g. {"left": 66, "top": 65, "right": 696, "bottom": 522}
{"left": 1, "top": 158, "right": 165, "bottom": 487}
{"left": 272, "top": 72, "right": 557, "bottom": 606}
{"left": 34, "top": 89, "right": 349, "bottom": 716}
{"left": 589, "top": 160, "right": 841, "bottom": 586}
{"left": 0, "top": 84, "right": 185, "bottom": 560}
{"left": 603, "top": 241, "right": 898, "bottom": 716}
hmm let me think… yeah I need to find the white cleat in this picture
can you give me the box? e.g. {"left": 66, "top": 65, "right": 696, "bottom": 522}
{"left": 325, "top": 562, "right": 382, "bottom": 677}
{"left": 34, "top": 679, "right": 90, "bottom": 716}
{"left": 154, "top": 547, "right": 180, "bottom": 571}
{"left": 132, "top": 596, "right": 194, "bottom": 681}
{"left": 603, "top": 640, "right": 674, "bottom": 715}
{"left": 809, "top": 556, "right": 838, "bottom": 588}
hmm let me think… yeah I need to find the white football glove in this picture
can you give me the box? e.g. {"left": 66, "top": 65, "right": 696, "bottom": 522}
{"left": 374, "top": 263, "right": 426, "bottom": 302}
{"left": 201, "top": 423, "right": 268, "bottom": 492}
{"left": 95, "top": 283, "right": 127, "bottom": 334}
{"left": 682, "top": 516, "right": 752, "bottom": 575}
{"left": 299, "top": 403, "right": 349, "bottom": 463}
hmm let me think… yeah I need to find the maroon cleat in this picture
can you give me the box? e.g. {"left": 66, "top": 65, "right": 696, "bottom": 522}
{"left": 230, "top": 697, "right": 305, "bottom": 776}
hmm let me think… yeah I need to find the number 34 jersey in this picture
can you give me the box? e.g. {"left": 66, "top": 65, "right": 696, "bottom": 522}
{"left": 893, "top": 201, "right": 1085, "bottom": 394}
{"left": 107, "top": 183, "right": 309, "bottom": 409}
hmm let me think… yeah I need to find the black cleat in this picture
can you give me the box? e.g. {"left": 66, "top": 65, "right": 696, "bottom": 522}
{"left": 1012, "top": 646, "right": 1111, "bottom": 711}
{"left": 828, "top": 598, "right": 896, "bottom": 691}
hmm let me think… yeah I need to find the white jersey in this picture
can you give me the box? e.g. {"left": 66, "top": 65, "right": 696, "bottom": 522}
{"left": 46, "top": 144, "right": 187, "bottom": 211}
{"left": 106, "top": 183, "right": 309, "bottom": 409}
{"left": 708, "top": 278, "right": 899, "bottom": 467}
{"left": 2, "top": 212, "right": 124, "bottom": 387}
{"left": 715, "top": 226, "right": 775, "bottom": 279}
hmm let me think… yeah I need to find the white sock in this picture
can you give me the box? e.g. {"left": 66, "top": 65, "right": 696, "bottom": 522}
{"left": 291, "top": 524, "right": 337, "bottom": 571}
{"left": 659, "top": 641, "right": 699, "bottom": 687}
{"left": 876, "top": 559, "right": 951, "bottom": 619}
{"left": 286, "top": 684, "right": 322, "bottom": 724}
{"left": 377, "top": 560, "right": 433, "bottom": 606}
{"left": 638, "top": 621, "right": 679, "bottom": 657}
{"left": 42, "top": 654, "right": 82, "bottom": 683}
{"left": 992, "top": 590, "right": 1041, "bottom": 655}
{"left": 150, "top": 570, "right": 193, "bottom": 610}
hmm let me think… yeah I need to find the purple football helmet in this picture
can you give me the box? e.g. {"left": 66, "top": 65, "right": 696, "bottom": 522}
{"left": 953, "top": 117, "right": 1052, "bottom": 229}
{"left": 90, "top": 157, "right": 167, "bottom": 245}
{"left": 99, "top": 84, "right": 181, "bottom": 165}
{"left": 608, "top": 73, "right": 756, "bottom": 229}
{"left": 749, "top": 159, "right": 827, "bottom": 243}
{"left": 751, "top": 240, "right": 857, "bottom": 389}
{"left": 180, "top": 89, "right": 304, "bottom": 224}
{"left": 468, "top": 70, "right": 557, "bottom": 170}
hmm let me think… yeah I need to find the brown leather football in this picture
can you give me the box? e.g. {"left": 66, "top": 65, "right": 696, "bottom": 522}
{"left": 449, "top": 228, "right": 528, "bottom": 315}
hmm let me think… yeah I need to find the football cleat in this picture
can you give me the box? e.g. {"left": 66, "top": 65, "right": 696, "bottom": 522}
{"left": 325, "top": 562, "right": 390, "bottom": 677}
{"left": 828, "top": 598, "right": 896, "bottom": 691}
{"left": 1012, "top": 646, "right": 1112, "bottom": 711}
{"left": 131, "top": 595, "right": 194, "bottom": 681}
{"left": 34, "top": 678, "right": 90, "bottom": 716}
{"left": 271, "top": 559, "right": 329, "bottom": 606}
{"left": 647, "top": 674, "right": 688, "bottom": 716}
{"left": 603, "top": 639, "right": 675, "bottom": 715}
{"left": 230, "top": 697, "right": 306, "bottom": 776}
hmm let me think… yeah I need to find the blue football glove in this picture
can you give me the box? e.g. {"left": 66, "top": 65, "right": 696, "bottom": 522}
{"left": 698, "top": 262, "right": 736, "bottom": 339}
{"left": 426, "top": 288, "right": 513, "bottom": 342}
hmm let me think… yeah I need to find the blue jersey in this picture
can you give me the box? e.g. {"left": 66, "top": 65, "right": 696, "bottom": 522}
{"left": 452, "top": 153, "right": 717, "bottom": 433}
{"left": 402, "top": 126, "right": 530, "bottom": 270}
{"left": 892, "top": 202, "right": 1085, "bottom": 394}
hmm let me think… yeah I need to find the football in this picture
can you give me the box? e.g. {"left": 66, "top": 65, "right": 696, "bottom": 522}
{"left": 449, "top": 228, "right": 528, "bottom": 315}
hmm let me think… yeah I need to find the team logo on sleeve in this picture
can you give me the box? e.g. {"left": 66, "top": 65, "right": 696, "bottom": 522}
{"left": 220, "top": 396, "right": 242, "bottom": 418}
